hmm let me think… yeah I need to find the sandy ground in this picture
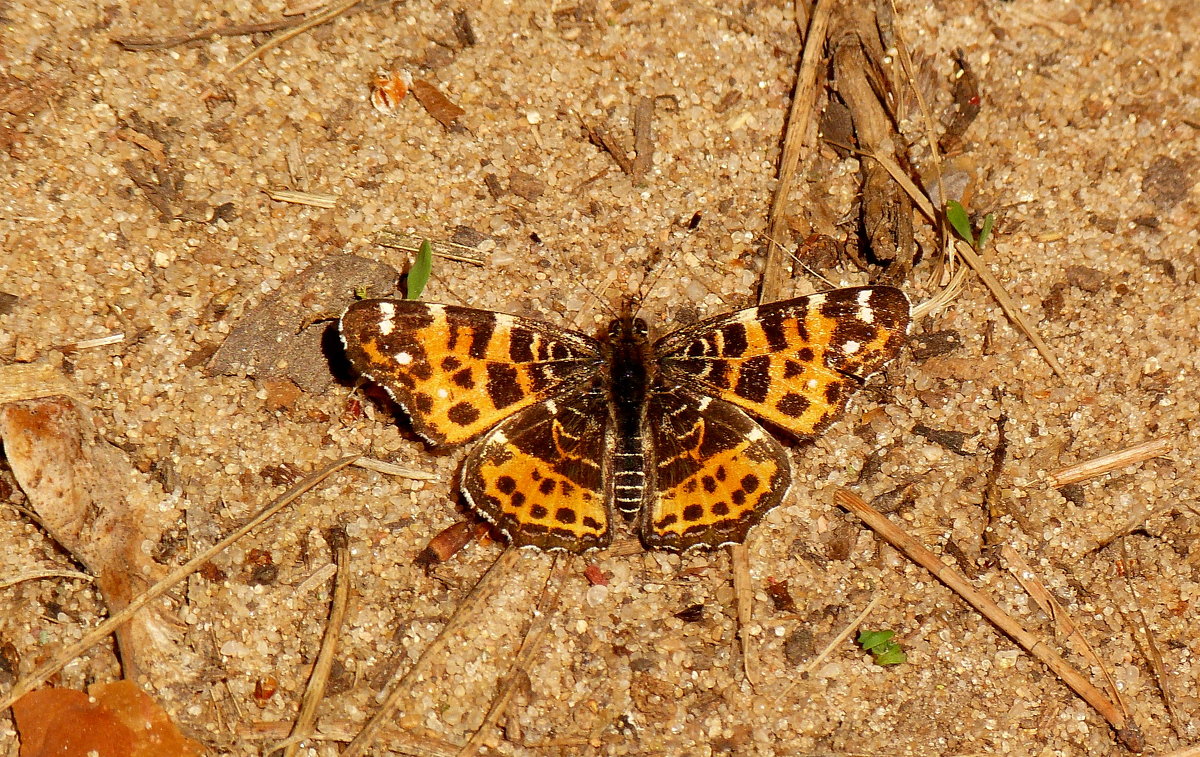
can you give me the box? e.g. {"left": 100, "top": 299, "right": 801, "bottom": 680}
{"left": 1, "top": 0, "right": 1198, "bottom": 754}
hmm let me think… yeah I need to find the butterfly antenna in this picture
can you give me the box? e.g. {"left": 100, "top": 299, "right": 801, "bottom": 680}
{"left": 766, "top": 232, "right": 836, "bottom": 290}
{"left": 575, "top": 272, "right": 620, "bottom": 324}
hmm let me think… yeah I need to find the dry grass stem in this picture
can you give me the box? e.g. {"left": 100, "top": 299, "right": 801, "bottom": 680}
{"left": 761, "top": 0, "right": 834, "bottom": 302}
{"left": 275, "top": 528, "right": 353, "bottom": 757}
{"left": 1045, "top": 437, "right": 1172, "bottom": 488}
{"left": 242, "top": 719, "right": 461, "bottom": 756}
{"left": 226, "top": 0, "right": 363, "bottom": 75}
{"left": 265, "top": 189, "right": 337, "bottom": 208}
{"left": 774, "top": 594, "right": 884, "bottom": 705}
{"left": 0, "top": 455, "right": 361, "bottom": 713}
{"left": 1120, "top": 538, "right": 1182, "bottom": 737}
{"left": 374, "top": 229, "right": 490, "bottom": 266}
{"left": 1000, "top": 545, "right": 1126, "bottom": 717}
{"left": 737, "top": 0, "right": 835, "bottom": 693}
{"left": 354, "top": 456, "right": 440, "bottom": 481}
{"left": 835, "top": 488, "right": 1144, "bottom": 752}
{"left": 342, "top": 547, "right": 526, "bottom": 757}
{"left": 729, "top": 543, "right": 759, "bottom": 688}
{"left": 457, "top": 557, "right": 568, "bottom": 756}
{"left": 0, "top": 569, "right": 94, "bottom": 590}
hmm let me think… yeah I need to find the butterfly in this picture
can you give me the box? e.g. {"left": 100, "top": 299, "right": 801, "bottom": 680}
{"left": 338, "top": 286, "right": 910, "bottom": 552}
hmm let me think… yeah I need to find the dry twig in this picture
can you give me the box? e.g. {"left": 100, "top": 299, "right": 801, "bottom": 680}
{"left": 835, "top": 488, "right": 1144, "bottom": 752}
{"left": 0, "top": 455, "right": 360, "bottom": 713}
{"left": 341, "top": 548, "right": 527, "bottom": 757}
{"left": 1045, "top": 438, "right": 1172, "bottom": 488}
{"left": 274, "top": 527, "right": 353, "bottom": 757}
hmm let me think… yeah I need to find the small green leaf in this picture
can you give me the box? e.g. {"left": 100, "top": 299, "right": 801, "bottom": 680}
{"left": 406, "top": 239, "right": 434, "bottom": 301}
{"left": 857, "top": 629, "right": 895, "bottom": 652}
{"left": 857, "top": 629, "right": 906, "bottom": 666}
{"left": 977, "top": 212, "right": 996, "bottom": 251}
{"left": 353, "top": 285, "right": 369, "bottom": 300}
{"left": 874, "top": 645, "right": 908, "bottom": 666}
{"left": 945, "top": 200, "right": 973, "bottom": 246}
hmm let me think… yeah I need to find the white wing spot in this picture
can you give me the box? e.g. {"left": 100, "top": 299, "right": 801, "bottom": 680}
{"left": 395, "top": 351, "right": 413, "bottom": 365}
{"left": 378, "top": 301, "right": 396, "bottom": 335}
{"left": 436, "top": 388, "right": 449, "bottom": 399}
{"left": 844, "top": 340, "right": 861, "bottom": 354}
{"left": 806, "top": 378, "right": 819, "bottom": 390}
{"left": 857, "top": 305, "right": 875, "bottom": 325}
{"left": 807, "top": 293, "right": 827, "bottom": 308}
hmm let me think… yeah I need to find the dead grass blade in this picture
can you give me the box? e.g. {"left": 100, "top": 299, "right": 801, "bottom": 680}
{"left": 1045, "top": 437, "right": 1172, "bottom": 488}
{"left": 0, "top": 455, "right": 360, "bottom": 713}
{"left": 341, "top": 547, "right": 525, "bottom": 757}
{"left": 273, "top": 527, "right": 353, "bottom": 757}
{"left": 227, "top": 0, "right": 363, "bottom": 75}
{"left": 834, "top": 488, "right": 1144, "bottom": 752}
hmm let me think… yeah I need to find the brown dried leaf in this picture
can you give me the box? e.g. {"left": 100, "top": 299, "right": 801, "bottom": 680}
{"left": 411, "top": 79, "right": 465, "bottom": 129}
{"left": 0, "top": 398, "right": 181, "bottom": 684}
{"left": 13, "top": 680, "right": 204, "bottom": 757}
{"left": 207, "top": 254, "right": 398, "bottom": 392}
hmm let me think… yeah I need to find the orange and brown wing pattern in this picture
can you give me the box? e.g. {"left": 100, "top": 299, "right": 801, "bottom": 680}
{"left": 340, "top": 300, "right": 603, "bottom": 446}
{"left": 641, "top": 386, "right": 790, "bottom": 551}
{"left": 462, "top": 383, "right": 613, "bottom": 551}
{"left": 655, "top": 286, "right": 909, "bottom": 439}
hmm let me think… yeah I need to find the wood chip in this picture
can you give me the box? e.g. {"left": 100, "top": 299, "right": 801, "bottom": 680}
{"left": 411, "top": 79, "right": 465, "bottom": 129}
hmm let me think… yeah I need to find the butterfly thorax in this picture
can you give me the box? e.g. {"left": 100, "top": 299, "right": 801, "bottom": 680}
{"left": 605, "top": 316, "right": 654, "bottom": 518}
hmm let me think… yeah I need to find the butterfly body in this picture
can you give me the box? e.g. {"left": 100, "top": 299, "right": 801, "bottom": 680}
{"left": 339, "top": 286, "right": 910, "bottom": 553}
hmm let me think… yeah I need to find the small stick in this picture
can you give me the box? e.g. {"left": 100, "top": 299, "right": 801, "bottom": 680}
{"left": 456, "top": 556, "right": 567, "bottom": 755}
{"left": 226, "top": 0, "right": 363, "bottom": 75}
{"left": 761, "top": 0, "right": 834, "bottom": 302}
{"left": 0, "top": 455, "right": 360, "bottom": 713}
{"left": 341, "top": 547, "right": 525, "bottom": 757}
{"left": 1045, "top": 437, "right": 1171, "bottom": 488}
{"left": 729, "top": 543, "right": 759, "bottom": 688}
{"left": 1119, "top": 537, "right": 1182, "bottom": 737}
{"left": 774, "top": 594, "right": 884, "bottom": 704}
{"left": 275, "top": 527, "right": 353, "bottom": 757}
{"left": 835, "top": 488, "right": 1144, "bottom": 752}
{"left": 631, "top": 96, "right": 655, "bottom": 180}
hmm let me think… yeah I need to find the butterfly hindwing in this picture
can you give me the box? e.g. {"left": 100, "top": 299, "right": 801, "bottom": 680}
{"left": 655, "top": 286, "right": 910, "bottom": 439}
{"left": 461, "top": 382, "right": 613, "bottom": 551}
{"left": 340, "top": 300, "right": 603, "bottom": 446}
{"left": 641, "top": 385, "right": 791, "bottom": 551}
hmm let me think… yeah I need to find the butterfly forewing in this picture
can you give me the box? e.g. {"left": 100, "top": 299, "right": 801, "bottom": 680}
{"left": 340, "top": 300, "right": 603, "bottom": 446}
{"left": 461, "top": 383, "right": 613, "bottom": 551}
{"left": 655, "top": 286, "right": 910, "bottom": 439}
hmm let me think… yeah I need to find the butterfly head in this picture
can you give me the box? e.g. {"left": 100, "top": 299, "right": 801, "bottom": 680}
{"left": 606, "top": 315, "right": 650, "bottom": 346}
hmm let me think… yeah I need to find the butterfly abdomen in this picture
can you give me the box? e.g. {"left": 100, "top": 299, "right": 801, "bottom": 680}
{"left": 607, "top": 317, "right": 653, "bottom": 518}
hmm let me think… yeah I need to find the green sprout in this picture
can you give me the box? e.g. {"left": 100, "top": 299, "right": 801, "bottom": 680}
{"left": 945, "top": 200, "right": 995, "bottom": 251}
{"left": 406, "top": 239, "right": 434, "bottom": 300}
{"left": 857, "top": 629, "right": 907, "bottom": 666}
